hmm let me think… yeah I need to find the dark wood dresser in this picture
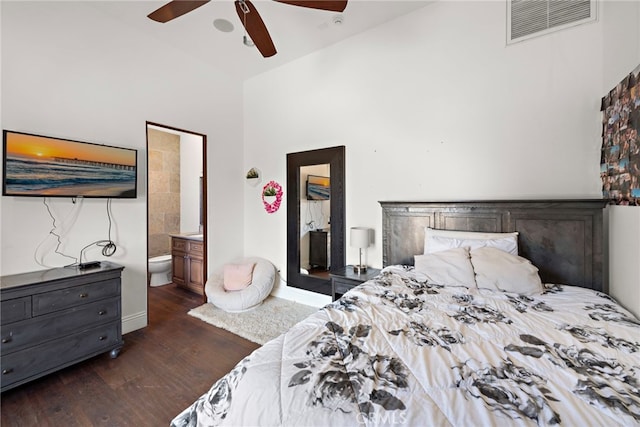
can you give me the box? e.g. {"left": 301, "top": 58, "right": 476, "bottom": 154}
{"left": 309, "top": 229, "right": 330, "bottom": 270}
{"left": 0, "top": 262, "right": 124, "bottom": 392}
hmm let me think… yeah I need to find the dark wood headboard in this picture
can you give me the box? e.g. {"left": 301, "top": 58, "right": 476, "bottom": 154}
{"left": 380, "top": 200, "right": 608, "bottom": 293}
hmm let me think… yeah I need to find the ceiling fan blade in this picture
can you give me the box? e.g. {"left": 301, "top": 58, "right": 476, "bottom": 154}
{"left": 235, "top": 1, "right": 277, "bottom": 58}
{"left": 148, "top": 0, "right": 210, "bottom": 23}
{"left": 273, "top": 0, "right": 347, "bottom": 12}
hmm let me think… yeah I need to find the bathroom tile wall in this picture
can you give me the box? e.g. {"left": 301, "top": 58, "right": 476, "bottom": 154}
{"left": 148, "top": 128, "right": 180, "bottom": 257}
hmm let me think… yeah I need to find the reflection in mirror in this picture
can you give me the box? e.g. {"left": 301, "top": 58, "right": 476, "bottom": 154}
{"left": 300, "top": 165, "right": 330, "bottom": 278}
{"left": 287, "top": 146, "right": 345, "bottom": 296}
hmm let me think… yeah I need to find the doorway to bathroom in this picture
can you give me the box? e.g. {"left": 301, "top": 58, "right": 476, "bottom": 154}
{"left": 146, "top": 122, "right": 207, "bottom": 301}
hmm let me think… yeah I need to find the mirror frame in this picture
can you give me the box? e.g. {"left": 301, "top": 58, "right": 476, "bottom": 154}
{"left": 287, "top": 146, "right": 345, "bottom": 296}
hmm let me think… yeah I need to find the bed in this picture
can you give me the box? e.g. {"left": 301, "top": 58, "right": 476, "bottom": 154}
{"left": 171, "top": 200, "right": 640, "bottom": 426}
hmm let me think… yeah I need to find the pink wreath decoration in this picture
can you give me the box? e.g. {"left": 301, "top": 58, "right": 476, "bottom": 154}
{"left": 262, "top": 181, "right": 283, "bottom": 214}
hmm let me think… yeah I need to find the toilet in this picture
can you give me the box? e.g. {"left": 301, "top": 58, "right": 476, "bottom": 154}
{"left": 148, "top": 254, "right": 172, "bottom": 287}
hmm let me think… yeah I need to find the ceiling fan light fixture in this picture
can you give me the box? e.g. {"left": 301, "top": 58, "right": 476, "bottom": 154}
{"left": 149, "top": 0, "right": 348, "bottom": 58}
{"left": 243, "top": 35, "right": 255, "bottom": 47}
{"left": 238, "top": 0, "right": 250, "bottom": 14}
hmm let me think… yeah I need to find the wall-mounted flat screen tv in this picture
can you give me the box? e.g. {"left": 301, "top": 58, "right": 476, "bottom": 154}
{"left": 306, "top": 175, "right": 330, "bottom": 200}
{"left": 3, "top": 130, "right": 137, "bottom": 198}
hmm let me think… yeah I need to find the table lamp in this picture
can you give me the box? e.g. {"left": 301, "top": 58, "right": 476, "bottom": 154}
{"left": 350, "top": 227, "right": 371, "bottom": 274}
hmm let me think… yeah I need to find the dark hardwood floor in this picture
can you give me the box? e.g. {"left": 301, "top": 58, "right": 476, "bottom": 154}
{"left": 1, "top": 284, "right": 259, "bottom": 426}
{"left": 307, "top": 268, "right": 329, "bottom": 279}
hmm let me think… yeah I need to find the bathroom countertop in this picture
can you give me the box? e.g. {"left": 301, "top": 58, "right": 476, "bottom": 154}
{"left": 169, "top": 232, "right": 203, "bottom": 241}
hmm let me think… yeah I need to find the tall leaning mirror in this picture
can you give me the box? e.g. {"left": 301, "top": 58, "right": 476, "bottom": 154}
{"left": 287, "top": 146, "right": 345, "bottom": 296}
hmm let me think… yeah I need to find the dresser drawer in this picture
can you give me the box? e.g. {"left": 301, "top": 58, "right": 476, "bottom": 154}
{"left": 330, "top": 267, "right": 382, "bottom": 301}
{"left": 1, "top": 297, "right": 120, "bottom": 355}
{"left": 1, "top": 297, "right": 32, "bottom": 324}
{"left": 332, "top": 278, "right": 359, "bottom": 296}
{"left": 32, "top": 278, "right": 119, "bottom": 316}
{"left": 1, "top": 322, "right": 121, "bottom": 389}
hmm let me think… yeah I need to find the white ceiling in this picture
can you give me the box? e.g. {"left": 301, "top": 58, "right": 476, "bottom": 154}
{"left": 90, "top": 0, "right": 432, "bottom": 81}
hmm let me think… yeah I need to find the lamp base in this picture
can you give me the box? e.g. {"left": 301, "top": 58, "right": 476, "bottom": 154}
{"left": 353, "top": 264, "right": 368, "bottom": 274}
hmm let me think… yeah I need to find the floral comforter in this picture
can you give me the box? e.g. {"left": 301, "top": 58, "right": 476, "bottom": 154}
{"left": 171, "top": 266, "right": 640, "bottom": 426}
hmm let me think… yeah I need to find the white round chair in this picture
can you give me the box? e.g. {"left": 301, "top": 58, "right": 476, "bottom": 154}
{"left": 205, "top": 257, "right": 276, "bottom": 312}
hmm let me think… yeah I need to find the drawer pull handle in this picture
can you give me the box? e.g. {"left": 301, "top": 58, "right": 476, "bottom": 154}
{"left": 98, "top": 310, "right": 107, "bottom": 315}
{"left": 2, "top": 369, "right": 13, "bottom": 375}
{"left": 99, "top": 336, "right": 107, "bottom": 341}
{"left": 2, "top": 337, "right": 12, "bottom": 343}
{"left": 79, "top": 293, "right": 89, "bottom": 298}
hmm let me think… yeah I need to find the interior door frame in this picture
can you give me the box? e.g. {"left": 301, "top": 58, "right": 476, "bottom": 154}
{"left": 145, "top": 121, "right": 207, "bottom": 302}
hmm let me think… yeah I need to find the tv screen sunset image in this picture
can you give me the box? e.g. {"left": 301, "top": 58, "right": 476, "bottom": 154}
{"left": 3, "top": 131, "right": 137, "bottom": 198}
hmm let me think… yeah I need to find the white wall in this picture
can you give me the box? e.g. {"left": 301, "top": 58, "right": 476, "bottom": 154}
{"left": 243, "top": 1, "right": 640, "bottom": 315}
{"left": 180, "top": 133, "right": 204, "bottom": 233}
{"left": 602, "top": 1, "right": 640, "bottom": 318}
{"left": 0, "top": 2, "right": 4, "bottom": 272}
{"left": 1, "top": 2, "right": 245, "bottom": 332}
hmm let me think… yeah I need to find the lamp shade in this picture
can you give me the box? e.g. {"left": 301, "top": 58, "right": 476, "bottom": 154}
{"left": 350, "top": 227, "right": 371, "bottom": 249}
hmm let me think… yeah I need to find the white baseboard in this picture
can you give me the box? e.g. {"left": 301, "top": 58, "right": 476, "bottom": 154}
{"left": 122, "top": 310, "right": 147, "bottom": 335}
{"left": 271, "top": 280, "right": 331, "bottom": 308}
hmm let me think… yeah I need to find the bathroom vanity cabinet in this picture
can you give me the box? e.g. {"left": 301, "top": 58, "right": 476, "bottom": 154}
{"left": 171, "top": 236, "right": 204, "bottom": 295}
{"left": 0, "top": 262, "right": 124, "bottom": 392}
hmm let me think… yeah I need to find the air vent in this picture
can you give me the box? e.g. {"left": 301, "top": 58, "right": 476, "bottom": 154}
{"left": 508, "top": 0, "right": 597, "bottom": 44}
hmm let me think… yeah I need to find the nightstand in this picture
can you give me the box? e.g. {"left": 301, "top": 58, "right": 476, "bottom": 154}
{"left": 330, "top": 266, "right": 382, "bottom": 301}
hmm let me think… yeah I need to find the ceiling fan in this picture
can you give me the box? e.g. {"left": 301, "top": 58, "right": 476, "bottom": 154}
{"left": 148, "top": 0, "right": 348, "bottom": 58}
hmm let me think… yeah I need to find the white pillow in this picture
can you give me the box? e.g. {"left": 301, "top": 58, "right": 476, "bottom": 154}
{"left": 223, "top": 262, "right": 255, "bottom": 291}
{"left": 424, "top": 227, "right": 519, "bottom": 255}
{"left": 414, "top": 247, "right": 476, "bottom": 288}
{"left": 469, "top": 247, "right": 543, "bottom": 295}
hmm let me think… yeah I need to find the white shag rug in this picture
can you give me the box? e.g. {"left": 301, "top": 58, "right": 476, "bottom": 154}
{"left": 188, "top": 296, "right": 319, "bottom": 345}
